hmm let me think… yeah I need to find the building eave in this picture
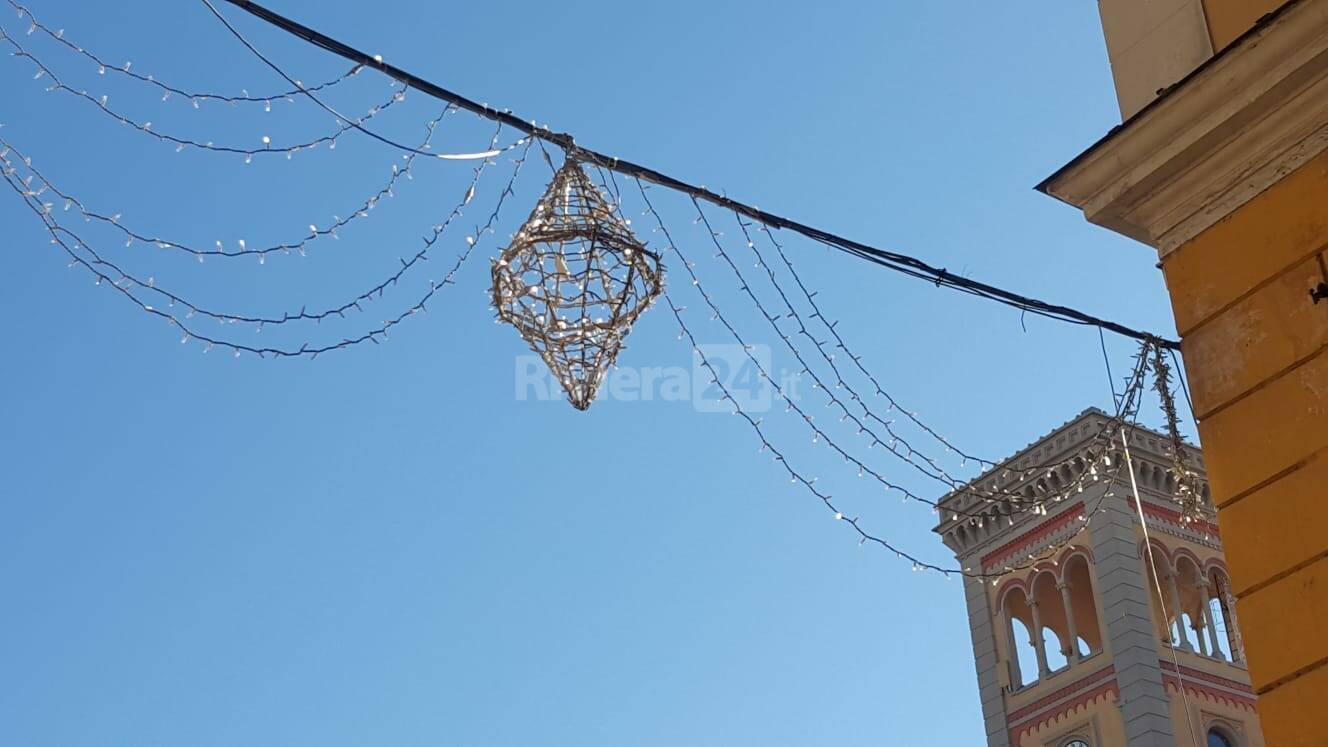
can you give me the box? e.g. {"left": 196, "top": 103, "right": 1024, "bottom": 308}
{"left": 1036, "top": 0, "right": 1328, "bottom": 257}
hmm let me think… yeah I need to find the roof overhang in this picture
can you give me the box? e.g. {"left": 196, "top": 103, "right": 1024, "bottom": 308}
{"left": 1037, "top": 0, "right": 1328, "bottom": 258}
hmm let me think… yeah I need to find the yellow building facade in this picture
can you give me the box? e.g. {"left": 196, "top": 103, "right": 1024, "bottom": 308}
{"left": 1039, "top": 1, "right": 1328, "bottom": 745}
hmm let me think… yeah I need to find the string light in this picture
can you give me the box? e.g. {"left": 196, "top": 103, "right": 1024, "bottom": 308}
{"left": 666, "top": 278, "right": 1154, "bottom": 578}
{"left": 748, "top": 217, "right": 994, "bottom": 468}
{"left": 0, "top": 117, "right": 528, "bottom": 262}
{"left": 602, "top": 160, "right": 1142, "bottom": 515}
{"left": 199, "top": 0, "right": 498, "bottom": 162}
{"left": 3, "top": 137, "right": 534, "bottom": 357}
{"left": 704, "top": 199, "right": 1112, "bottom": 507}
{"left": 1, "top": 122, "right": 523, "bottom": 331}
{"left": 753, "top": 212, "right": 1143, "bottom": 500}
{"left": 205, "top": 0, "right": 1180, "bottom": 350}
{"left": 9, "top": 0, "right": 361, "bottom": 107}
{"left": 628, "top": 171, "right": 1125, "bottom": 522}
{"left": 1150, "top": 344, "right": 1209, "bottom": 525}
{"left": 0, "top": 0, "right": 1201, "bottom": 584}
{"left": 1, "top": 24, "right": 407, "bottom": 159}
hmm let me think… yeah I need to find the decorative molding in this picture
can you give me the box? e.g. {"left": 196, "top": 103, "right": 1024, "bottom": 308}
{"left": 1129, "top": 496, "right": 1223, "bottom": 546}
{"left": 1163, "top": 676, "right": 1259, "bottom": 711}
{"left": 981, "top": 503, "right": 1085, "bottom": 570}
{"left": 1006, "top": 665, "right": 1119, "bottom": 743}
{"left": 1038, "top": 0, "right": 1328, "bottom": 257}
{"left": 1159, "top": 659, "right": 1258, "bottom": 711}
{"left": 1159, "top": 659, "right": 1255, "bottom": 695}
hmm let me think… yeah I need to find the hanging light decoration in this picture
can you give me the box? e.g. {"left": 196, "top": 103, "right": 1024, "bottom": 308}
{"left": 492, "top": 158, "right": 664, "bottom": 410}
{"left": 1149, "top": 345, "right": 1209, "bottom": 526}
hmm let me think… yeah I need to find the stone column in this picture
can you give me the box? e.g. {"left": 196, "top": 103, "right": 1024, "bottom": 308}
{"left": 1058, "top": 580, "right": 1081, "bottom": 663}
{"left": 1217, "top": 577, "right": 1246, "bottom": 664}
{"left": 1201, "top": 586, "right": 1224, "bottom": 660}
{"left": 1166, "top": 569, "right": 1192, "bottom": 652}
{"left": 1193, "top": 601, "right": 1210, "bottom": 657}
{"left": 1003, "top": 607, "right": 1023, "bottom": 688}
{"left": 1028, "top": 598, "right": 1050, "bottom": 678}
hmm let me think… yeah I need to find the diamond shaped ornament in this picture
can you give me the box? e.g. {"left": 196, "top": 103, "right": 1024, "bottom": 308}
{"left": 491, "top": 159, "right": 664, "bottom": 410}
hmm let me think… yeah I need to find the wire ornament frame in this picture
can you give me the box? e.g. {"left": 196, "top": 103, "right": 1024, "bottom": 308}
{"left": 491, "top": 158, "right": 664, "bottom": 410}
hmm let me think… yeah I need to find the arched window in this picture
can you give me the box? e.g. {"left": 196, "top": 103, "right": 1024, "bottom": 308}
{"left": 1063, "top": 740, "right": 1090, "bottom": 747}
{"left": 1062, "top": 555, "right": 1103, "bottom": 656}
{"left": 1009, "top": 617, "right": 1038, "bottom": 687}
{"left": 1174, "top": 556, "right": 1207, "bottom": 655}
{"left": 998, "top": 584, "right": 1041, "bottom": 685}
{"left": 1207, "top": 727, "right": 1235, "bottom": 747}
{"left": 1031, "top": 572, "right": 1070, "bottom": 672}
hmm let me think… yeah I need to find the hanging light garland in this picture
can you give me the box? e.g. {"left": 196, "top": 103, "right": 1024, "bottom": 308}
{"left": 0, "top": 0, "right": 1211, "bottom": 582}
{"left": 2, "top": 136, "right": 535, "bottom": 357}
{"left": 1150, "top": 345, "right": 1209, "bottom": 525}
{"left": 0, "top": 113, "right": 459, "bottom": 263}
{"left": 1, "top": 23, "right": 406, "bottom": 160}
{"left": 0, "top": 115, "right": 523, "bottom": 263}
{"left": 0, "top": 123, "right": 527, "bottom": 328}
{"left": 9, "top": 0, "right": 362, "bottom": 109}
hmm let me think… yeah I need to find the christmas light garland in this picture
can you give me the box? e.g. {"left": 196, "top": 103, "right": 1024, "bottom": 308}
{"left": 9, "top": 0, "right": 362, "bottom": 108}
{"left": 0, "top": 0, "right": 1212, "bottom": 582}
{"left": 2, "top": 137, "right": 535, "bottom": 357}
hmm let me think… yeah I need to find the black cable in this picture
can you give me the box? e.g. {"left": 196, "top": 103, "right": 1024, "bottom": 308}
{"left": 213, "top": 0, "right": 1180, "bottom": 350}
{"left": 1100, "top": 327, "right": 1120, "bottom": 409}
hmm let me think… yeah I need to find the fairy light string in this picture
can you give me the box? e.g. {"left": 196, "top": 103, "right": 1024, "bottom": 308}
{"left": 0, "top": 116, "right": 522, "bottom": 263}
{"left": 629, "top": 172, "right": 1124, "bottom": 525}
{"left": 734, "top": 213, "right": 977, "bottom": 485}
{"left": 1, "top": 122, "right": 524, "bottom": 330}
{"left": 0, "top": 0, "right": 1216, "bottom": 591}
{"left": 199, "top": 0, "right": 444, "bottom": 161}
{"left": 1150, "top": 343, "right": 1209, "bottom": 525}
{"left": 9, "top": 0, "right": 362, "bottom": 108}
{"left": 748, "top": 217, "right": 996, "bottom": 468}
{"left": 723, "top": 203, "right": 1121, "bottom": 506}
{"left": 664, "top": 253, "right": 1153, "bottom": 577}
{"left": 730, "top": 204, "right": 1147, "bottom": 509}
{"left": 203, "top": 0, "right": 1179, "bottom": 350}
{"left": 0, "top": 113, "right": 461, "bottom": 262}
{"left": 749, "top": 213, "right": 1148, "bottom": 498}
{"left": 3, "top": 136, "right": 534, "bottom": 357}
{"left": 600, "top": 163, "right": 1133, "bottom": 513}
{"left": 641, "top": 170, "right": 1129, "bottom": 520}
{"left": 1, "top": 0, "right": 1199, "bottom": 575}
{"left": 1, "top": 23, "right": 405, "bottom": 159}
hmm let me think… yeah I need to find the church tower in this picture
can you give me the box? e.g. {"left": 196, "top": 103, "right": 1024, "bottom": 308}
{"left": 933, "top": 409, "right": 1263, "bottom": 747}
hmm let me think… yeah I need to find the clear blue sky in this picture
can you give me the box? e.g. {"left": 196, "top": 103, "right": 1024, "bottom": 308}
{"left": 0, "top": 2, "right": 1183, "bottom": 744}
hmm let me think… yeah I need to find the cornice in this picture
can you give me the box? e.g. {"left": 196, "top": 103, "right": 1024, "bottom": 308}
{"left": 1038, "top": 0, "right": 1328, "bottom": 257}
{"left": 979, "top": 502, "right": 1085, "bottom": 571}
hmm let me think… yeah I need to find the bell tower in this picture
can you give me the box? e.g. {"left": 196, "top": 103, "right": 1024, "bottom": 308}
{"left": 933, "top": 409, "right": 1263, "bottom": 747}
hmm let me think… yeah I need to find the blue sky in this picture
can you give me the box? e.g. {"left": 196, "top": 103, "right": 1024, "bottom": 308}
{"left": 0, "top": 1, "right": 1182, "bottom": 744}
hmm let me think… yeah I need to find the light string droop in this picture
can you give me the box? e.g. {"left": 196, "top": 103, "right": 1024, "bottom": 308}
{"left": 2, "top": 136, "right": 535, "bottom": 358}
{"left": 10, "top": 0, "right": 363, "bottom": 108}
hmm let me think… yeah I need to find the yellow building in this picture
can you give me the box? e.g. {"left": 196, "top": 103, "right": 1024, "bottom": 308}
{"left": 935, "top": 410, "right": 1262, "bottom": 747}
{"left": 1037, "top": 2, "right": 1328, "bottom": 745}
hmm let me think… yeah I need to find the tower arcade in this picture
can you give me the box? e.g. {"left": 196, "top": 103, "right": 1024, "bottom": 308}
{"left": 934, "top": 409, "right": 1263, "bottom": 747}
